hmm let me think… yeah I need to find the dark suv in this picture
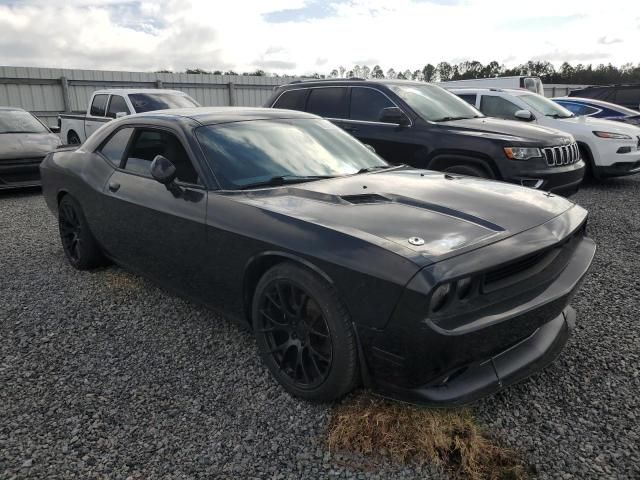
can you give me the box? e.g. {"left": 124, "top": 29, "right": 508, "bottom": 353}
{"left": 568, "top": 84, "right": 640, "bottom": 111}
{"left": 265, "top": 79, "right": 585, "bottom": 195}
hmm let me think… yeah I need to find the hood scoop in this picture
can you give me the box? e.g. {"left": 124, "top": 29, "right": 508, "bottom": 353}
{"left": 341, "top": 193, "right": 391, "bottom": 205}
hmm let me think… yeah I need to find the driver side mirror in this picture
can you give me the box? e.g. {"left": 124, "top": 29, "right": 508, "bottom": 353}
{"left": 379, "top": 107, "right": 410, "bottom": 126}
{"left": 514, "top": 109, "right": 533, "bottom": 121}
{"left": 150, "top": 155, "right": 177, "bottom": 185}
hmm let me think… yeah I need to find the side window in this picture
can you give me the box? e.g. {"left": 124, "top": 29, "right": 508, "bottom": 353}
{"left": 98, "top": 127, "right": 133, "bottom": 165}
{"left": 90, "top": 94, "right": 108, "bottom": 117}
{"left": 124, "top": 129, "right": 200, "bottom": 184}
{"left": 350, "top": 88, "right": 394, "bottom": 122}
{"left": 106, "top": 95, "right": 130, "bottom": 118}
{"left": 272, "top": 89, "right": 307, "bottom": 111}
{"left": 456, "top": 94, "right": 477, "bottom": 106}
{"left": 306, "top": 88, "right": 348, "bottom": 119}
{"left": 480, "top": 95, "right": 521, "bottom": 119}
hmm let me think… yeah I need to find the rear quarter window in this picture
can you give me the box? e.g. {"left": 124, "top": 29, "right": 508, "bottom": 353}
{"left": 272, "top": 89, "right": 308, "bottom": 111}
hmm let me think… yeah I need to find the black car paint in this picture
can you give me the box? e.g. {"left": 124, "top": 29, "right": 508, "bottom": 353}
{"left": 265, "top": 80, "right": 585, "bottom": 195}
{"left": 40, "top": 108, "right": 596, "bottom": 405}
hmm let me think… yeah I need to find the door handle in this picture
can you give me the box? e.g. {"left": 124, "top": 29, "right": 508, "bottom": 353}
{"left": 108, "top": 181, "right": 120, "bottom": 192}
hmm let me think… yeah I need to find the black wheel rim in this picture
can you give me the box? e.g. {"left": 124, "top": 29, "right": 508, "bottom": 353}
{"left": 59, "top": 202, "right": 82, "bottom": 263}
{"left": 259, "top": 280, "right": 333, "bottom": 389}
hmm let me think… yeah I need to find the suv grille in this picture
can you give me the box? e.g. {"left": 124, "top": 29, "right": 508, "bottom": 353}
{"left": 542, "top": 143, "right": 580, "bottom": 167}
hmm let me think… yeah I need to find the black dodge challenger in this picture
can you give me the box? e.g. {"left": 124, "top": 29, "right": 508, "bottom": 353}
{"left": 40, "top": 107, "right": 596, "bottom": 405}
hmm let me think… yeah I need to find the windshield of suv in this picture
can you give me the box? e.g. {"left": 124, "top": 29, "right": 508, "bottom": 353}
{"left": 388, "top": 83, "right": 483, "bottom": 122}
{"left": 196, "top": 118, "right": 389, "bottom": 190}
{"left": 519, "top": 94, "right": 574, "bottom": 118}
{"left": 129, "top": 93, "right": 200, "bottom": 113}
{"left": 0, "top": 110, "right": 48, "bottom": 134}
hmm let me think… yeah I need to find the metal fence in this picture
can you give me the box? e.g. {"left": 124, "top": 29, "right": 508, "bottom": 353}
{"left": 0, "top": 66, "right": 591, "bottom": 127}
{"left": 0, "top": 66, "right": 300, "bottom": 127}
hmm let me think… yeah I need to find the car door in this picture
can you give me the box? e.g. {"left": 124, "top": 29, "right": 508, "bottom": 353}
{"left": 85, "top": 94, "right": 111, "bottom": 138}
{"left": 100, "top": 126, "right": 208, "bottom": 293}
{"left": 344, "top": 87, "right": 421, "bottom": 165}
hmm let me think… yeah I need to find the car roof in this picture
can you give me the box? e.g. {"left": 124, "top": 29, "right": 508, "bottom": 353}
{"left": 447, "top": 87, "right": 528, "bottom": 95}
{"left": 93, "top": 88, "right": 191, "bottom": 95}
{"left": 281, "top": 78, "right": 434, "bottom": 88}
{"left": 133, "top": 107, "right": 320, "bottom": 125}
{"left": 0, "top": 106, "right": 26, "bottom": 112}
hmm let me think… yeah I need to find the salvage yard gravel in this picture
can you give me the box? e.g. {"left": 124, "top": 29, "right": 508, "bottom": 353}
{"left": 1, "top": 176, "right": 639, "bottom": 479}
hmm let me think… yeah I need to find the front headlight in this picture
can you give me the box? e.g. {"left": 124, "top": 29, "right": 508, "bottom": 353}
{"left": 593, "top": 131, "right": 632, "bottom": 140}
{"left": 503, "top": 147, "right": 542, "bottom": 160}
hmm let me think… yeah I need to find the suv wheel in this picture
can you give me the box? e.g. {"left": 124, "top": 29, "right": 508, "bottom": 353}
{"left": 444, "top": 164, "right": 491, "bottom": 178}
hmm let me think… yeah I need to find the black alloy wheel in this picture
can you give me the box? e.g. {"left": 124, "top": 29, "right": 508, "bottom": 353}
{"left": 253, "top": 263, "right": 359, "bottom": 402}
{"left": 58, "top": 195, "right": 105, "bottom": 270}
{"left": 260, "top": 280, "right": 333, "bottom": 388}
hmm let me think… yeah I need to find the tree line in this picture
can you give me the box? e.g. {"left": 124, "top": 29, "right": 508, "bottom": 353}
{"left": 327, "top": 61, "right": 640, "bottom": 84}
{"left": 158, "top": 60, "right": 640, "bottom": 85}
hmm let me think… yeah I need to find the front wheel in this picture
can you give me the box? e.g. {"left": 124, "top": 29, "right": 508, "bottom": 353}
{"left": 58, "top": 195, "right": 105, "bottom": 270}
{"left": 252, "top": 263, "right": 359, "bottom": 402}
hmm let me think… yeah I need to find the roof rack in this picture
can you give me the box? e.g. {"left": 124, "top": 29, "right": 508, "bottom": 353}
{"left": 288, "top": 77, "right": 366, "bottom": 84}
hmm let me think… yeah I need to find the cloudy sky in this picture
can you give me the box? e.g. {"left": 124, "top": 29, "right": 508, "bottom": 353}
{"left": 0, "top": 0, "right": 638, "bottom": 75}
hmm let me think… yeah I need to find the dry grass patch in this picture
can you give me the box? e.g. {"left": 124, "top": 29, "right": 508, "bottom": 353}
{"left": 328, "top": 393, "right": 528, "bottom": 480}
{"left": 103, "top": 269, "right": 142, "bottom": 293}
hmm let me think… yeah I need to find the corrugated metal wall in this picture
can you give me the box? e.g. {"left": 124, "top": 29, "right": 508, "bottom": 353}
{"left": 0, "top": 66, "right": 300, "bottom": 126}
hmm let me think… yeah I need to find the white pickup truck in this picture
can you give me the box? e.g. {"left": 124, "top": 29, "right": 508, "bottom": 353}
{"left": 58, "top": 89, "right": 200, "bottom": 144}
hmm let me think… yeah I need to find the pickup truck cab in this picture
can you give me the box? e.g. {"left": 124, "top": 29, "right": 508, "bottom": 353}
{"left": 59, "top": 89, "right": 199, "bottom": 145}
{"left": 450, "top": 87, "right": 640, "bottom": 179}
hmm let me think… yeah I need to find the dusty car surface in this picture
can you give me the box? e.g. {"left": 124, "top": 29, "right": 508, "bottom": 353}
{"left": 40, "top": 107, "right": 596, "bottom": 405}
{"left": 0, "top": 107, "right": 60, "bottom": 189}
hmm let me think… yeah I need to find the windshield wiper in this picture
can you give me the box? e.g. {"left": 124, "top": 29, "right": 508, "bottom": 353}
{"left": 239, "top": 175, "right": 333, "bottom": 190}
{"left": 356, "top": 165, "right": 393, "bottom": 174}
{"left": 433, "top": 116, "right": 471, "bottom": 122}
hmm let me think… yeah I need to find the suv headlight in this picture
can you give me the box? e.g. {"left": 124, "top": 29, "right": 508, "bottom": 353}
{"left": 593, "top": 131, "right": 632, "bottom": 140}
{"left": 504, "top": 147, "right": 542, "bottom": 160}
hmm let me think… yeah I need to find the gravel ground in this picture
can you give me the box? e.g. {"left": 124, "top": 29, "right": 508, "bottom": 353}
{"left": 1, "top": 178, "right": 638, "bottom": 479}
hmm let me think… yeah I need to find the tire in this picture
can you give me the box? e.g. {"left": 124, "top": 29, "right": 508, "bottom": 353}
{"left": 67, "top": 131, "right": 81, "bottom": 145}
{"left": 252, "top": 262, "right": 359, "bottom": 402}
{"left": 578, "top": 145, "right": 597, "bottom": 181}
{"left": 443, "top": 163, "right": 490, "bottom": 178}
{"left": 58, "top": 195, "right": 105, "bottom": 270}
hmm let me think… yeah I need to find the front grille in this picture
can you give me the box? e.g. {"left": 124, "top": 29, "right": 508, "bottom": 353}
{"left": 542, "top": 142, "right": 580, "bottom": 167}
{"left": 482, "top": 223, "right": 585, "bottom": 293}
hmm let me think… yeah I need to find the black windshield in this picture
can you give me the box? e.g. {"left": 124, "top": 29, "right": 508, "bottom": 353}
{"left": 196, "top": 119, "right": 388, "bottom": 190}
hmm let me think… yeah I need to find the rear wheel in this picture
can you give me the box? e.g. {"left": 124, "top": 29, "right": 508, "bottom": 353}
{"left": 443, "top": 163, "right": 491, "bottom": 178}
{"left": 67, "top": 131, "right": 81, "bottom": 145}
{"left": 58, "top": 195, "right": 105, "bottom": 270}
{"left": 252, "top": 263, "right": 359, "bottom": 402}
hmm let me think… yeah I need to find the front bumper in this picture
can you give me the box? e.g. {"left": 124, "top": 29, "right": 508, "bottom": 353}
{"left": 0, "top": 157, "right": 43, "bottom": 189}
{"left": 504, "top": 160, "right": 585, "bottom": 197}
{"left": 358, "top": 209, "right": 595, "bottom": 406}
{"left": 595, "top": 160, "right": 640, "bottom": 178}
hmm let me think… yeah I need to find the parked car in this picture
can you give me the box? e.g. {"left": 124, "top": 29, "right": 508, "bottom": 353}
{"left": 40, "top": 107, "right": 595, "bottom": 406}
{"left": 439, "top": 75, "right": 544, "bottom": 95}
{"left": 552, "top": 97, "right": 640, "bottom": 126}
{"left": 568, "top": 84, "right": 640, "bottom": 111}
{"left": 0, "top": 107, "right": 61, "bottom": 189}
{"left": 451, "top": 88, "right": 640, "bottom": 179}
{"left": 265, "top": 79, "right": 584, "bottom": 196}
{"left": 59, "top": 89, "right": 200, "bottom": 145}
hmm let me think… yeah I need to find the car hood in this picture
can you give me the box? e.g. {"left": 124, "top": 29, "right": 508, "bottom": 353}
{"left": 0, "top": 132, "right": 61, "bottom": 160}
{"left": 558, "top": 115, "right": 640, "bottom": 136}
{"left": 237, "top": 168, "right": 575, "bottom": 266}
{"left": 437, "top": 117, "right": 572, "bottom": 145}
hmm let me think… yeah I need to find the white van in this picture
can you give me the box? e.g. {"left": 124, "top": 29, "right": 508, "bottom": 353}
{"left": 439, "top": 76, "right": 544, "bottom": 96}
